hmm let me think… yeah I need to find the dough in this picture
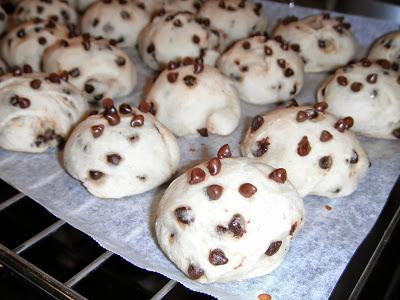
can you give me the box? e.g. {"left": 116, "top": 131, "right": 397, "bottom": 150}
{"left": 138, "top": 11, "right": 224, "bottom": 70}
{"left": 42, "top": 35, "right": 137, "bottom": 104}
{"left": 241, "top": 104, "right": 370, "bottom": 198}
{"left": 317, "top": 60, "right": 400, "bottom": 139}
{"left": 1, "top": 20, "right": 71, "bottom": 71}
{"left": 81, "top": 0, "right": 150, "bottom": 47}
{"left": 0, "top": 71, "right": 88, "bottom": 153}
{"left": 273, "top": 14, "right": 357, "bottom": 72}
{"left": 142, "top": 59, "right": 241, "bottom": 137}
{"left": 64, "top": 99, "right": 180, "bottom": 198}
{"left": 156, "top": 145, "right": 304, "bottom": 283}
{"left": 197, "top": 0, "right": 268, "bottom": 48}
{"left": 217, "top": 36, "right": 304, "bottom": 105}
{"left": 13, "top": 0, "right": 78, "bottom": 25}
{"left": 368, "top": 31, "right": 400, "bottom": 72}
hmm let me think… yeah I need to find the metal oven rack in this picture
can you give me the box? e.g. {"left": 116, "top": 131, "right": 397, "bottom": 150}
{"left": 1, "top": 176, "right": 399, "bottom": 300}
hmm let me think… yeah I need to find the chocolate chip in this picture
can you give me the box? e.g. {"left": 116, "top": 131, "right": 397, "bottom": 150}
{"left": 282, "top": 15, "right": 298, "bottom": 25}
{"left": 207, "top": 157, "right": 221, "bottom": 176}
{"left": 18, "top": 97, "right": 30, "bottom": 109}
{"left": 284, "top": 68, "right": 294, "bottom": 77}
{"left": 92, "top": 18, "right": 99, "bottom": 27}
{"left": 167, "top": 72, "right": 179, "bottom": 83}
{"left": 242, "top": 41, "right": 251, "bottom": 50}
{"left": 195, "top": 128, "right": 208, "bottom": 137}
{"left": 277, "top": 59, "right": 286, "bottom": 68}
{"left": 69, "top": 68, "right": 80, "bottom": 78}
{"left": 265, "top": 241, "right": 282, "bottom": 256}
{"left": 297, "top": 136, "right": 311, "bottom": 156}
{"left": 147, "top": 43, "right": 155, "bottom": 53}
{"left": 290, "top": 43, "right": 300, "bottom": 52}
{"left": 59, "top": 71, "right": 68, "bottom": 82}
{"left": 107, "top": 154, "right": 122, "bottom": 165}
{"left": 173, "top": 19, "right": 182, "bottom": 27}
{"left": 253, "top": 137, "right": 269, "bottom": 157}
{"left": 175, "top": 206, "right": 194, "bottom": 224}
{"left": 115, "top": 56, "right": 126, "bottom": 66}
{"left": 30, "top": 79, "right": 41, "bottom": 89}
{"left": 289, "top": 222, "right": 297, "bottom": 235}
{"left": 216, "top": 225, "right": 227, "bottom": 233}
{"left": 23, "top": 64, "right": 33, "bottom": 74}
{"left": 209, "top": 249, "right": 228, "bottom": 265}
{"left": 286, "top": 99, "right": 299, "bottom": 107}
{"left": 268, "top": 168, "right": 287, "bottom": 184}
{"left": 189, "top": 168, "right": 206, "bottom": 184}
{"left": 392, "top": 128, "right": 400, "bottom": 139}
{"left": 182, "top": 57, "right": 194, "bottom": 65}
{"left": 366, "top": 73, "right": 378, "bottom": 84}
{"left": 48, "top": 73, "right": 60, "bottom": 83}
{"left": 183, "top": 75, "right": 196, "bottom": 86}
{"left": 193, "top": 63, "right": 204, "bottom": 74}
{"left": 228, "top": 214, "right": 246, "bottom": 237}
{"left": 217, "top": 144, "right": 232, "bottom": 159}
{"left": 12, "top": 67, "right": 23, "bottom": 77}
{"left": 350, "top": 82, "right": 363, "bottom": 92}
{"left": 38, "top": 36, "right": 47, "bottom": 45}
{"left": 120, "top": 10, "right": 130, "bottom": 19}
{"left": 82, "top": 38, "right": 91, "bottom": 51}
{"left": 192, "top": 34, "right": 200, "bottom": 44}
{"left": 333, "top": 24, "right": 344, "bottom": 34}
{"left": 239, "top": 183, "right": 257, "bottom": 198}
{"left": 377, "top": 59, "right": 391, "bottom": 69}
{"left": 207, "top": 185, "right": 223, "bottom": 200}
{"left": 319, "top": 156, "right": 332, "bottom": 169}
{"left": 313, "top": 101, "right": 328, "bottom": 112}
{"left": 251, "top": 115, "right": 264, "bottom": 132}
{"left": 130, "top": 114, "right": 144, "bottom": 127}
{"left": 139, "top": 101, "right": 156, "bottom": 115}
{"left": 337, "top": 76, "right": 348, "bottom": 86}
{"left": 264, "top": 46, "right": 273, "bottom": 56}
{"left": 253, "top": 2, "right": 262, "bottom": 16}
{"left": 361, "top": 59, "right": 372, "bottom": 67}
{"left": 102, "top": 98, "right": 120, "bottom": 126}
{"left": 318, "top": 40, "right": 326, "bottom": 48}
{"left": 17, "top": 29, "right": 25, "bottom": 38}
{"left": 320, "top": 130, "right": 333, "bottom": 142}
{"left": 119, "top": 103, "right": 132, "bottom": 114}
{"left": 350, "top": 150, "right": 358, "bottom": 164}
{"left": 84, "top": 84, "right": 94, "bottom": 94}
{"left": 89, "top": 170, "right": 104, "bottom": 180}
{"left": 187, "top": 264, "right": 204, "bottom": 279}
{"left": 91, "top": 125, "right": 104, "bottom": 138}
{"left": 296, "top": 111, "right": 308, "bottom": 122}
{"left": 334, "top": 116, "right": 354, "bottom": 132}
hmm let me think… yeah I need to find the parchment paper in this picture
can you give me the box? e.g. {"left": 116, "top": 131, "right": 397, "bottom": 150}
{"left": 1, "top": 2, "right": 399, "bottom": 299}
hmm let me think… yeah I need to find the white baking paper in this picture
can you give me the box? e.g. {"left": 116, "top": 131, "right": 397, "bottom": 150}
{"left": 0, "top": 2, "right": 399, "bottom": 299}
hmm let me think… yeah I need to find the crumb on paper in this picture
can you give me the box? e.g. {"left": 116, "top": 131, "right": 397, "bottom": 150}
{"left": 325, "top": 205, "right": 332, "bottom": 211}
{"left": 258, "top": 293, "right": 272, "bottom": 300}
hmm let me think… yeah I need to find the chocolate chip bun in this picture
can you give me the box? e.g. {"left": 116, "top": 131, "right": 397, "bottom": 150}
{"left": 197, "top": 0, "right": 268, "bottom": 48}
{"left": 42, "top": 35, "right": 137, "bottom": 105}
{"left": 81, "top": 0, "right": 149, "bottom": 48}
{"left": 13, "top": 0, "right": 78, "bottom": 25}
{"left": 0, "top": 58, "right": 7, "bottom": 76}
{"left": 273, "top": 14, "right": 357, "bottom": 73}
{"left": 142, "top": 58, "right": 241, "bottom": 137}
{"left": 0, "top": 71, "right": 88, "bottom": 153}
{"left": 64, "top": 100, "right": 180, "bottom": 199}
{"left": 368, "top": 31, "right": 400, "bottom": 71}
{"left": 138, "top": 11, "right": 224, "bottom": 70}
{"left": 241, "top": 103, "right": 369, "bottom": 198}
{"left": 1, "top": 20, "right": 71, "bottom": 71}
{"left": 155, "top": 145, "right": 304, "bottom": 283}
{"left": 217, "top": 36, "right": 304, "bottom": 105}
{"left": 0, "top": 6, "right": 7, "bottom": 36}
{"left": 317, "top": 60, "right": 400, "bottom": 139}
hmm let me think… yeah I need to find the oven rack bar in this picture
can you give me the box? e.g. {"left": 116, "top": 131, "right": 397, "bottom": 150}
{"left": 0, "top": 192, "right": 179, "bottom": 299}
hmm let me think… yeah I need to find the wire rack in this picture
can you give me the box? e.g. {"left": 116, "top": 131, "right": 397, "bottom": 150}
{"left": 0, "top": 180, "right": 214, "bottom": 300}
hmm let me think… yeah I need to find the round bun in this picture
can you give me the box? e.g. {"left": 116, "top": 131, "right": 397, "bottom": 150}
{"left": 273, "top": 14, "right": 357, "bottom": 73}
{"left": 13, "top": 0, "right": 78, "bottom": 25}
{"left": 317, "top": 60, "right": 400, "bottom": 139}
{"left": 42, "top": 35, "right": 137, "bottom": 104}
{"left": 217, "top": 36, "right": 304, "bottom": 105}
{"left": 142, "top": 59, "right": 241, "bottom": 137}
{"left": 368, "top": 31, "right": 400, "bottom": 70}
{"left": 1, "top": 20, "right": 71, "bottom": 71}
{"left": 81, "top": 0, "right": 150, "bottom": 47}
{"left": 64, "top": 100, "right": 180, "bottom": 199}
{"left": 0, "top": 71, "right": 88, "bottom": 153}
{"left": 138, "top": 11, "right": 224, "bottom": 70}
{"left": 0, "top": 6, "right": 7, "bottom": 35}
{"left": 156, "top": 150, "right": 303, "bottom": 283}
{"left": 241, "top": 104, "right": 369, "bottom": 198}
{"left": 197, "top": 0, "right": 268, "bottom": 48}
